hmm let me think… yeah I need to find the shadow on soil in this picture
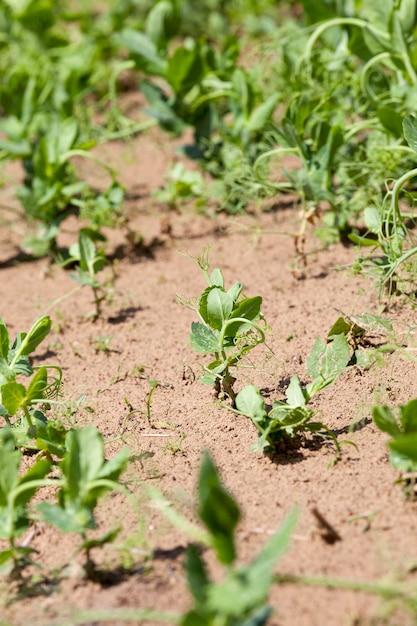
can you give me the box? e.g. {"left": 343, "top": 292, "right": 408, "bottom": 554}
{"left": 7, "top": 545, "right": 189, "bottom": 605}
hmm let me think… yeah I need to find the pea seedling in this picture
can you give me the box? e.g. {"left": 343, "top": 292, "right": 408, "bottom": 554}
{"left": 37, "top": 425, "right": 130, "bottom": 577}
{"left": 0, "top": 315, "right": 64, "bottom": 450}
{"left": 61, "top": 230, "right": 110, "bottom": 320}
{"left": 235, "top": 331, "right": 351, "bottom": 453}
{"left": 153, "top": 452, "right": 297, "bottom": 626}
{"left": 0, "top": 435, "right": 54, "bottom": 576}
{"left": 180, "top": 248, "right": 267, "bottom": 404}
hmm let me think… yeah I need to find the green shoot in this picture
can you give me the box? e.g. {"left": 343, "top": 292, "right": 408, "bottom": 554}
{"left": 63, "top": 230, "right": 110, "bottom": 320}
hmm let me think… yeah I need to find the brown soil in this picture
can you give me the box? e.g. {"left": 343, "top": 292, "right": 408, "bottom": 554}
{"left": 1, "top": 122, "right": 417, "bottom": 626}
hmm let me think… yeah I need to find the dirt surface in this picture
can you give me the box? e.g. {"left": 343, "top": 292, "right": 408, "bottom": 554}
{"left": 1, "top": 125, "right": 417, "bottom": 626}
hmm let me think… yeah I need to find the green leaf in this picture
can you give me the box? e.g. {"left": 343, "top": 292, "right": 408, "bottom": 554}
{"left": 54, "top": 426, "right": 128, "bottom": 531}
{"left": 236, "top": 386, "right": 267, "bottom": 423}
{"left": 364, "top": 206, "right": 381, "bottom": 234}
{"left": 166, "top": 45, "right": 203, "bottom": 96}
{"left": 17, "top": 316, "right": 52, "bottom": 356}
{"left": 208, "top": 508, "right": 297, "bottom": 616}
{"left": 348, "top": 233, "right": 380, "bottom": 247}
{"left": 78, "top": 231, "right": 96, "bottom": 274}
{"left": 197, "top": 287, "right": 213, "bottom": 324}
{"left": 389, "top": 433, "right": 417, "bottom": 465}
{"left": 269, "top": 405, "right": 314, "bottom": 433}
{"left": 403, "top": 114, "right": 417, "bottom": 154}
{"left": 326, "top": 317, "right": 354, "bottom": 338}
{"left": 206, "top": 288, "right": 233, "bottom": 331}
{"left": 36, "top": 420, "right": 68, "bottom": 458}
{"left": 62, "top": 427, "right": 104, "bottom": 498}
{"left": 354, "top": 348, "right": 383, "bottom": 369}
{"left": 209, "top": 268, "right": 224, "bottom": 288}
{"left": 145, "top": 0, "right": 181, "bottom": 49}
{"left": 79, "top": 527, "right": 121, "bottom": 551}
{"left": 97, "top": 446, "right": 130, "bottom": 481}
{"left": 390, "top": 11, "right": 408, "bottom": 58}
{"left": 399, "top": 399, "right": 417, "bottom": 434}
{"left": 285, "top": 376, "right": 306, "bottom": 407}
{"left": 140, "top": 80, "right": 186, "bottom": 135}
{"left": 0, "top": 550, "right": 16, "bottom": 575}
{"left": 183, "top": 544, "right": 210, "bottom": 604}
{"left": 56, "top": 118, "right": 78, "bottom": 159}
{"left": 0, "top": 320, "right": 10, "bottom": 359}
{"left": 0, "top": 357, "right": 15, "bottom": 381}
{"left": 376, "top": 106, "right": 404, "bottom": 137}
{"left": 242, "top": 507, "right": 297, "bottom": 600}
{"left": 198, "top": 452, "right": 241, "bottom": 565}
{"left": 1, "top": 382, "right": 26, "bottom": 415}
{"left": 116, "top": 28, "right": 168, "bottom": 76}
{"left": 69, "top": 269, "right": 97, "bottom": 288}
{"left": 37, "top": 502, "right": 84, "bottom": 533}
{"left": 11, "top": 355, "right": 32, "bottom": 377}
{"left": 398, "top": 0, "right": 416, "bottom": 33}
{"left": 25, "top": 367, "right": 47, "bottom": 404}
{"left": 227, "top": 281, "right": 243, "bottom": 303}
{"left": 225, "top": 297, "right": 262, "bottom": 337}
{"left": 0, "top": 445, "right": 20, "bottom": 507}
{"left": 306, "top": 334, "right": 350, "bottom": 384}
{"left": 0, "top": 139, "right": 31, "bottom": 157}
{"left": 349, "top": 313, "right": 393, "bottom": 335}
{"left": 181, "top": 610, "right": 208, "bottom": 626}
{"left": 246, "top": 93, "right": 279, "bottom": 134}
{"left": 373, "top": 405, "right": 401, "bottom": 438}
{"left": 190, "top": 322, "right": 219, "bottom": 354}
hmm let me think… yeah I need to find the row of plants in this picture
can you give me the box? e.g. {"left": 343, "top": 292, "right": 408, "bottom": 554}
{"left": 3, "top": 0, "right": 417, "bottom": 304}
{"left": 118, "top": 0, "right": 417, "bottom": 300}
{"left": 117, "top": 3, "right": 417, "bottom": 222}
{"left": 0, "top": 0, "right": 288, "bottom": 257}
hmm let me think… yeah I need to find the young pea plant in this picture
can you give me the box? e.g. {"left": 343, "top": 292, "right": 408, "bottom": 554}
{"left": 235, "top": 332, "right": 351, "bottom": 453}
{"left": 181, "top": 452, "right": 297, "bottom": 626}
{"left": 235, "top": 312, "right": 394, "bottom": 454}
{"left": 0, "top": 315, "right": 64, "bottom": 450}
{"left": 37, "top": 425, "right": 130, "bottom": 578}
{"left": 152, "top": 451, "right": 297, "bottom": 626}
{"left": 61, "top": 229, "right": 111, "bottom": 320}
{"left": 180, "top": 247, "right": 268, "bottom": 404}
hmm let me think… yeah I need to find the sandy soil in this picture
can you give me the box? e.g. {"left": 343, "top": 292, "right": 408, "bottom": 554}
{"left": 1, "top": 121, "right": 417, "bottom": 626}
